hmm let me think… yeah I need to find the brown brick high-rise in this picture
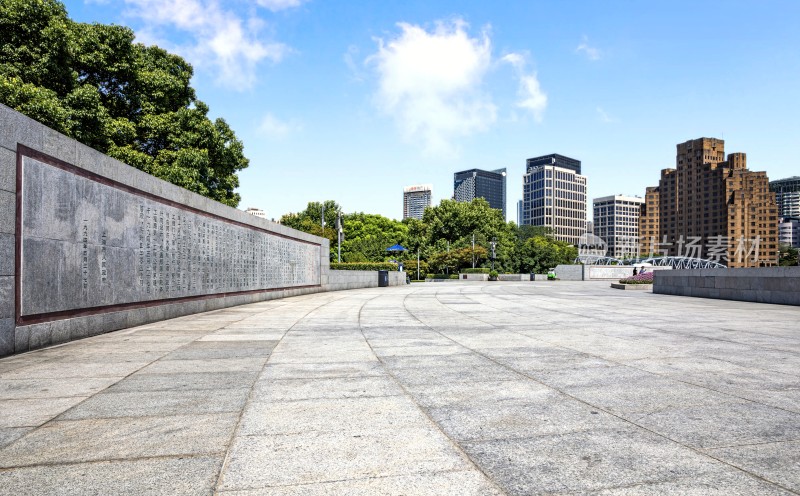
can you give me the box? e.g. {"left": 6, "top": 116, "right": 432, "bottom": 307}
{"left": 638, "top": 138, "right": 778, "bottom": 267}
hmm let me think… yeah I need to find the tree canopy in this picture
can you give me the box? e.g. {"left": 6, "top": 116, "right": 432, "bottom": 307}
{"left": 279, "top": 201, "right": 409, "bottom": 262}
{"left": 0, "top": 0, "right": 248, "bottom": 206}
{"left": 282, "top": 198, "right": 580, "bottom": 274}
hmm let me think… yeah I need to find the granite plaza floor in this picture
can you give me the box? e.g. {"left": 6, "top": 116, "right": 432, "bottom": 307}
{"left": 1, "top": 280, "right": 799, "bottom": 495}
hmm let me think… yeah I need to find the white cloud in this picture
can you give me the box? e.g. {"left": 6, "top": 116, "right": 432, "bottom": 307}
{"left": 122, "top": 0, "right": 293, "bottom": 90}
{"left": 258, "top": 113, "right": 301, "bottom": 139}
{"left": 256, "top": 0, "right": 306, "bottom": 12}
{"left": 517, "top": 74, "right": 547, "bottom": 121}
{"left": 576, "top": 36, "right": 601, "bottom": 61}
{"left": 501, "top": 52, "right": 547, "bottom": 122}
{"left": 344, "top": 45, "right": 366, "bottom": 82}
{"left": 596, "top": 106, "right": 617, "bottom": 123}
{"left": 367, "top": 19, "right": 497, "bottom": 157}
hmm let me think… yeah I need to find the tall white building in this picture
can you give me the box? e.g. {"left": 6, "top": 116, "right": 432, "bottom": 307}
{"left": 521, "top": 154, "right": 587, "bottom": 245}
{"left": 593, "top": 195, "right": 644, "bottom": 258}
{"left": 244, "top": 207, "right": 267, "bottom": 219}
{"left": 779, "top": 217, "right": 800, "bottom": 248}
{"left": 403, "top": 184, "right": 433, "bottom": 220}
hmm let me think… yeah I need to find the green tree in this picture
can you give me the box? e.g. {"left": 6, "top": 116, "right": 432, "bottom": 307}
{"left": 279, "top": 200, "right": 341, "bottom": 243}
{"left": 279, "top": 202, "right": 408, "bottom": 262}
{"left": 517, "top": 235, "right": 578, "bottom": 273}
{"left": 517, "top": 225, "right": 553, "bottom": 242}
{"left": 0, "top": 0, "right": 248, "bottom": 207}
{"left": 779, "top": 244, "right": 799, "bottom": 266}
{"left": 418, "top": 199, "right": 517, "bottom": 272}
{"left": 340, "top": 212, "right": 408, "bottom": 263}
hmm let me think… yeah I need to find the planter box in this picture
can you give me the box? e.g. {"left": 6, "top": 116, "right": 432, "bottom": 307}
{"left": 610, "top": 283, "right": 653, "bottom": 291}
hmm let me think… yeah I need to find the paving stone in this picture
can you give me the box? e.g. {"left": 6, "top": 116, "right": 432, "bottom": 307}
{"left": 403, "top": 379, "right": 552, "bottom": 409}
{"left": 462, "top": 426, "right": 734, "bottom": 494}
{"left": 218, "top": 426, "right": 471, "bottom": 490}
{"left": 198, "top": 333, "right": 284, "bottom": 341}
{"left": 0, "top": 427, "right": 32, "bottom": 449}
{"left": 163, "top": 341, "right": 278, "bottom": 360}
{"left": 706, "top": 440, "right": 800, "bottom": 491}
{"left": 593, "top": 471, "right": 790, "bottom": 495}
{"left": 0, "top": 412, "right": 238, "bottom": 467}
{"left": 215, "top": 470, "right": 504, "bottom": 495}
{"left": 107, "top": 371, "right": 259, "bottom": 392}
{"left": 137, "top": 357, "right": 267, "bottom": 374}
{"left": 0, "top": 455, "right": 223, "bottom": 496}
{"left": 563, "top": 374, "right": 740, "bottom": 416}
{"left": 238, "top": 396, "right": 430, "bottom": 437}
{"left": 0, "top": 360, "right": 150, "bottom": 379}
{"left": 0, "top": 377, "right": 119, "bottom": 400}
{"left": 56, "top": 388, "right": 250, "bottom": 420}
{"left": 387, "top": 363, "right": 521, "bottom": 386}
{"left": 260, "top": 361, "right": 386, "bottom": 380}
{"left": 427, "top": 393, "right": 619, "bottom": 442}
{"left": 634, "top": 401, "right": 800, "bottom": 449}
{"left": 251, "top": 375, "right": 404, "bottom": 402}
{"left": 0, "top": 396, "right": 89, "bottom": 428}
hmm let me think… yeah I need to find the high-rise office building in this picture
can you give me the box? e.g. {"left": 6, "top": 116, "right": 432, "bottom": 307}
{"left": 638, "top": 187, "right": 660, "bottom": 255}
{"left": 593, "top": 195, "right": 644, "bottom": 258}
{"left": 638, "top": 137, "right": 778, "bottom": 267}
{"left": 770, "top": 176, "right": 800, "bottom": 218}
{"left": 516, "top": 200, "right": 524, "bottom": 225}
{"left": 521, "top": 154, "right": 587, "bottom": 245}
{"left": 453, "top": 168, "right": 507, "bottom": 219}
{"left": 403, "top": 184, "right": 433, "bottom": 220}
{"left": 779, "top": 217, "right": 800, "bottom": 248}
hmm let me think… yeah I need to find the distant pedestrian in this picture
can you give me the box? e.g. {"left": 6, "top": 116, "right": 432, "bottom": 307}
{"left": 633, "top": 267, "right": 638, "bottom": 276}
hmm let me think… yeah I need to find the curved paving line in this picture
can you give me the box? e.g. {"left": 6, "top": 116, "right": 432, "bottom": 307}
{"left": 357, "top": 287, "right": 510, "bottom": 495}
{"left": 213, "top": 292, "right": 353, "bottom": 492}
{"left": 408, "top": 283, "right": 800, "bottom": 495}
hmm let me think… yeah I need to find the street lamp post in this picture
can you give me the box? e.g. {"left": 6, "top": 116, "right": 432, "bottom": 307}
{"left": 337, "top": 211, "right": 343, "bottom": 263}
{"left": 472, "top": 233, "right": 475, "bottom": 269}
{"left": 490, "top": 237, "right": 497, "bottom": 271}
{"left": 417, "top": 248, "right": 420, "bottom": 281}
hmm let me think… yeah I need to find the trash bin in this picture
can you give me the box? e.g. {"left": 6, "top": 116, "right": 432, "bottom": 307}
{"left": 378, "top": 270, "right": 389, "bottom": 287}
{"left": 530, "top": 273, "right": 535, "bottom": 281}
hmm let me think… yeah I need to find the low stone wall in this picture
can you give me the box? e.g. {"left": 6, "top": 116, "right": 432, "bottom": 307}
{"left": 554, "top": 265, "right": 584, "bottom": 281}
{"left": 324, "top": 270, "right": 405, "bottom": 291}
{"left": 588, "top": 265, "right": 672, "bottom": 280}
{"left": 498, "top": 274, "right": 529, "bottom": 281}
{"left": 459, "top": 273, "right": 489, "bottom": 281}
{"left": 610, "top": 283, "right": 653, "bottom": 291}
{"left": 654, "top": 267, "right": 800, "bottom": 305}
{"left": 1, "top": 104, "right": 334, "bottom": 357}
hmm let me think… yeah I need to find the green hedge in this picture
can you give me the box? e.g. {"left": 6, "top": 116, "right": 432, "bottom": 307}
{"left": 426, "top": 274, "right": 460, "bottom": 279}
{"left": 330, "top": 262, "right": 398, "bottom": 271}
{"left": 460, "top": 267, "right": 490, "bottom": 274}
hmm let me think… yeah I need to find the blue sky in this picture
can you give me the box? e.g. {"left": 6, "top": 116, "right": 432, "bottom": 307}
{"left": 65, "top": 0, "right": 800, "bottom": 222}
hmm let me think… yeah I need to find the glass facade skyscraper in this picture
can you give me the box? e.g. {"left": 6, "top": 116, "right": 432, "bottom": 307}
{"left": 453, "top": 168, "right": 507, "bottom": 219}
{"left": 770, "top": 176, "right": 800, "bottom": 218}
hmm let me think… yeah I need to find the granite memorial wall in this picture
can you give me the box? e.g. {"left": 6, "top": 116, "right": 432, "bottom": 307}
{"left": 0, "top": 103, "right": 330, "bottom": 356}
